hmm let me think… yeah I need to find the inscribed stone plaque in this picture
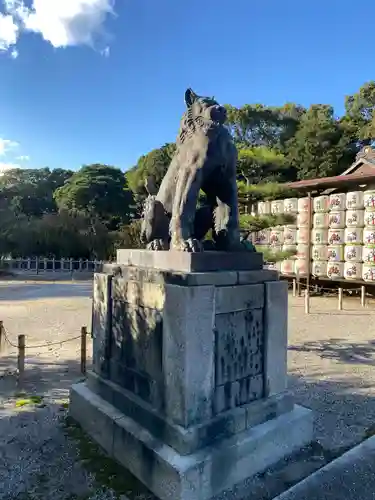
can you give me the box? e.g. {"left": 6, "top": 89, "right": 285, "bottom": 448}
{"left": 111, "top": 300, "right": 163, "bottom": 388}
{"left": 215, "top": 308, "right": 264, "bottom": 386}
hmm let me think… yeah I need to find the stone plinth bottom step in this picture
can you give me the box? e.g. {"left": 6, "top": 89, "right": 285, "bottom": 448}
{"left": 69, "top": 382, "right": 313, "bottom": 500}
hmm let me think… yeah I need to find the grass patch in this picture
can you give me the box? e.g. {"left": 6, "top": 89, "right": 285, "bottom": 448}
{"left": 64, "top": 417, "right": 154, "bottom": 500}
{"left": 15, "top": 395, "right": 43, "bottom": 408}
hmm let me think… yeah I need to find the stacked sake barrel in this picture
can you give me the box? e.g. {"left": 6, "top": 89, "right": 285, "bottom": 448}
{"left": 344, "top": 191, "right": 364, "bottom": 281}
{"left": 295, "top": 197, "right": 311, "bottom": 276}
{"left": 280, "top": 197, "right": 298, "bottom": 275}
{"left": 362, "top": 190, "right": 375, "bottom": 282}
{"left": 254, "top": 200, "right": 271, "bottom": 255}
{"left": 311, "top": 195, "right": 329, "bottom": 278}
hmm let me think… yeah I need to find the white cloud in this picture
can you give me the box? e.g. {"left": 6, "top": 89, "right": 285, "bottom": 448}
{"left": 16, "top": 154, "right": 29, "bottom": 161}
{"left": 1, "top": 0, "right": 115, "bottom": 56}
{"left": 0, "top": 12, "right": 18, "bottom": 52}
{"left": 0, "top": 138, "right": 19, "bottom": 156}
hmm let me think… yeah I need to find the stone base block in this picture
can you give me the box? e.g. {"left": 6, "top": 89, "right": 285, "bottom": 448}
{"left": 70, "top": 382, "right": 313, "bottom": 500}
{"left": 116, "top": 249, "right": 263, "bottom": 272}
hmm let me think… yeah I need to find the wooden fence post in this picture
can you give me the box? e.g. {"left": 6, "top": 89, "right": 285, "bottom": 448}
{"left": 80, "top": 326, "right": 87, "bottom": 374}
{"left": 292, "top": 279, "right": 297, "bottom": 297}
{"left": 18, "top": 334, "right": 25, "bottom": 388}
{"left": 304, "top": 289, "right": 310, "bottom": 314}
{"left": 361, "top": 285, "right": 366, "bottom": 307}
{"left": 338, "top": 288, "right": 343, "bottom": 311}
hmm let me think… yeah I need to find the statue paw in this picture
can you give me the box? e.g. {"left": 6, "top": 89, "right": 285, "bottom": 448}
{"left": 173, "top": 238, "right": 203, "bottom": 252}
{"left": 147, "top": 239, "right": 168, "bottom": 251}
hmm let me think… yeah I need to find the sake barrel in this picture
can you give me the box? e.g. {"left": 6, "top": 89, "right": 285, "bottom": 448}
{"left": 329, "top": 211, "right": 346, "bottom": 229}
{"left": 312, "top": 228, "right": 328, "bottom": 245}
{"left": 364, "top": 211, "right": 375, "bottom": 227}
{"left": 327, "top": 262, "right": 344, "bottom": 279}
{"left": 254, "top": 229, "right": 270, "bottom": 245}
{"left": 329, "top": 193, "right": 346, "bottom": 211}
{"left": 362, "top": 264, "right": 375, "bottom": 282}
{"left": 270, "top": 228, "right": 284, "bottom": 246}
{"left": 280, "top": 259, "right": 295, "bottom": 275}
{"left": 271, "top": 200, "right": 284, "bottom": 214}
{"left": 328, "top": 229, "right": 345, "bottom": 245}
{"left": 327, "top": 245, "right": 344, "bottom": 262}
{"left": 312, "top": 244, "right": 328, "bottom": 261}
{"left": 364, "top": 228, "right": 375, "bottom": 245}
{"left": 297, "top": 212, "right": 310, "bottom": 227}
{"left": 313, "top": 213, "right": 329, "bottom": 228}
{"left": 345, "top": 228, "right": 363, "bottom": 245}
{"left": 362, "top": 246, "right": 375, "bottom": 264}
{"left": 344, "top": 245, "right": 363, "bottom": 262}
{"left": 294, "top": 259, "right": 309, "bottom": 276}
{"left": 313, "top": 195, "right": 329, "bottom": 213}
{"left": 297, "top": 197, "right": 310, "bottom": 212}
{"left": 364, "top": 190, "right": 375, "bottom": 211}
{"left": 283, "top": 198, "right": 298, "bottom": 214}
{"left": 297, "top": 228, "right": 310, "bottom": 244}
{"left": 296, "top": 244, "right": 309, "bottom": 260}
{"left": 257, "top": 201, "right": 271, "bottom": 215}
{"left": 283, "top": 227, "right": 297, "bottom": 245}
{"left": 346, "top": 191, "right": 364, "bottom": 210}
{"left": 312, "top": 260, "right": 327, "bottom": 277}
{"left": 344, "top": 262, "right": 362, "bottom": 280}
{"left": 346, "top": 210, "right": 364, "bottom": 228}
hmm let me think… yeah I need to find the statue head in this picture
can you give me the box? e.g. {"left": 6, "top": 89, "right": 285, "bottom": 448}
{"left": 184, "top": 88, "right": 227, "bottom": 125}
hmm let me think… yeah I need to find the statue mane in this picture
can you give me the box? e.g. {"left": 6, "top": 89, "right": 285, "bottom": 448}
{"left": 176, "top": 108, "right": 221, "bottom": 145}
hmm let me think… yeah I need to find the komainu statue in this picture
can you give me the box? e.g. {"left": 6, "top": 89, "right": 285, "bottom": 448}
{"left": 140, "top": 88, "right": 242, "bottom": 252}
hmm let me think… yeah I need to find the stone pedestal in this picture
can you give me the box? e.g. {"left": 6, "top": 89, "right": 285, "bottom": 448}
{"left": 69, "top": 250, "right": 313, "bottom": 500}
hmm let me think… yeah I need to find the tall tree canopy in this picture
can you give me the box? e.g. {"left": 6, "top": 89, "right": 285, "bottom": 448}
{"left": 54, "top": 164, "right": 134, "bottom": 229}
{"left": 0, "top": 167, "right": 73, "bottom": 216}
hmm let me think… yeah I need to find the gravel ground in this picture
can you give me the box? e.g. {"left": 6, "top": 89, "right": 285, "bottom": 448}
{"left": 1, "top": 283, "right": 375, "bottom": 499}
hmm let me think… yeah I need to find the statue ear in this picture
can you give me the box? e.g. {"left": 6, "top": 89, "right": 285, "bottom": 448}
{"left": 185, "top": 88, "right": 197, "bottom": 107}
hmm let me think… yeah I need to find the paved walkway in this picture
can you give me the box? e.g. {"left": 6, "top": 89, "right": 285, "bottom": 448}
{"left": 275, "top": 435, "right": 375, "bottom": 500}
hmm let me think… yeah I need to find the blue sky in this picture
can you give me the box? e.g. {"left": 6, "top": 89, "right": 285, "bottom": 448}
{"left": 0, "top": 0, "right": 374, "bottom": 173}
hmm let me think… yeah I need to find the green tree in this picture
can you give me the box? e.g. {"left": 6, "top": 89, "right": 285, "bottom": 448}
{"left": 54, "top": 164, "right": 134, "bottom": 230}
{"left": 0, "top": 167, "right": 73, "bottom": 216}
{"left": 126, "top": 143, "right": 176, "bottom": 196}
{"left": 286, "top": 105, "right": 353, "bottom": 180}
{"left": 344, "top": 81, "right": 375, "bottom": 143}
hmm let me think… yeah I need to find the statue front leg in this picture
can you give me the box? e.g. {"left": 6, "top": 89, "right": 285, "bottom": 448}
{"left": 170, "top": 166, "right": 203, "bottom": 252}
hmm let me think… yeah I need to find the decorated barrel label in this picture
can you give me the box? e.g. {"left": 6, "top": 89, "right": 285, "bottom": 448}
{"left": 297, "top": 197, "right": 310, "bottom": 212}
{"left": 312, "top": 260, "right": 328, "bottom": 277}
{"left": 346, "top": 210, "right": 364, "bottom": 228}
{"left": 345, "top": 228, "right": 363, "bottom": 244}
{"left": 327, "top": 245, "right": 344, "bottom": 262}
{"left": 364, "top": 191, "right": 375, "bottom": 211}
{"left": 283, "top": 198, "right": 298, "bottom": 214}
{"left": 327, "top": 262, "right": 344, "bottom": 279}
{"left": 344, "top": 245, "right": 363, "bottom": 262}
{"left": 313, "top": 212, "right": 329, "bottom": 228}
{"left": 328, "top": 229, "right": 345, "bottom": 245}
{"left": 329, "top": 193, "right": 346, "bottom": 211}
{"left": 363, "top": 264, "right": 375, "bottom": 282}
{"left": 329, "top": 211, "right": 346, "bottom": 229}
{"left": 346, "top": 191, "right": 364, "bottom": 210}
{"left": 344, "top": 262, "right": 362, "bottom": 280}
{"left": 312, "top": 244, "right": 328, "bottom": 261}
{"left": 362, "top": 246, "right": 375, "bottom": 264}
{"left": 311, "top": 229, "right": 328, "bottom": 245}
{"left": 313, "top": 195, "right": 329, "bottom": 213}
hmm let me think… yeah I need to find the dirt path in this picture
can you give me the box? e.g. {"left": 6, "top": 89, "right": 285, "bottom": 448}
{"left": 1, "top": 284, "right": 375, "bottom": 498}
